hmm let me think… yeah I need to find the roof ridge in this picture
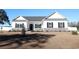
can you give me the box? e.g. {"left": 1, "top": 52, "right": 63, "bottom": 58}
{"left": 22, "top": 16, "right": 46, "bottom": 17}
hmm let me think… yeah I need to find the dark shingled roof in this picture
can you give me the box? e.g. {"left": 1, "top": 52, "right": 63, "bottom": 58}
{"left": 13, "top": 16, "right": 46, "bottom": 21}
{"left": 23, "top": 16, "right": 46, "bottom": 21}
{"left": 13, "top": 14, "right": 67, "bottom": 21}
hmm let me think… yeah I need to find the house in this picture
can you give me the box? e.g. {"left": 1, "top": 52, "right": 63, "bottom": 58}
{"left": 12, "top": 12, "right": 77, "bottom": 32}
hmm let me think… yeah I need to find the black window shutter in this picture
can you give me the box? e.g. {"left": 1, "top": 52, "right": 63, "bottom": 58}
{"left": 52, "top": 22, "right": 53, "bottom": 28}
{"left": 63, "top": 22, "right": 64, "bottom": 28}
{"left": 47, "top": 22, "right": 48, "bottom": 28}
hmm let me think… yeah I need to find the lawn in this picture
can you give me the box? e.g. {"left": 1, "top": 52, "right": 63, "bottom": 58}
{"left": 0, "top": 32, "right": 79, "bottom": 49}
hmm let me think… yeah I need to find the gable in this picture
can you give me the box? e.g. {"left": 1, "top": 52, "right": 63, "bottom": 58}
{"left": 13, "top": 16, "right": 28, "bottom": 21}
{"left": 15, "top": 16, "right": 27, "bottom": 20}
{"left": 47, "top": 12, "right": 66, "bottom": 19}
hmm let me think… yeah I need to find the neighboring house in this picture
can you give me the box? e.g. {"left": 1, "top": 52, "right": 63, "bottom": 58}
{"left": 12, "top": 12, "right": 77, "bottom": 32}
{"left": 0, "top": 26, "right": 12, "bottom": 31}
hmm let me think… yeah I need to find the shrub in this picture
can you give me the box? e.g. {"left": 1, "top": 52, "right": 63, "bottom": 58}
{"left": 38, "top": 39, "right": 47, "bottom": 43}
{"left": 72, "top": 31, "right": 78, "bottom": 35}
{"left": 30, "top": 41, "right": 38, "bottom": 47}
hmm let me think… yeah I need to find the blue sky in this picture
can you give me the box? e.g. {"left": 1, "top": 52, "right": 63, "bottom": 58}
{"left": 4, "top": 9, "right": 79, "bottom": 25}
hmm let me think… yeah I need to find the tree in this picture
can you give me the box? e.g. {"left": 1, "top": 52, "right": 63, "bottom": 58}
{"left": 0, "top": 9, "right": 10, "bottom": 25}
{"left": 68, "top": 22, "right": 77, "bottom": 27}
{"left": 21, "top": 26, "right": 26, "bottom": 36}
{"left": 0, "top": 9, "right": 10, "bottom": 32}
{"left": 77, "top": 21, "right": 79, "bottom": 30}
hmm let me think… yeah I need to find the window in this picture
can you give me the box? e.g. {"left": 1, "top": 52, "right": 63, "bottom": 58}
{"left": 35, "top": 24, "right": 41, "bottom": 28}
{"left": 47, "top": 22, "right": 53, "bottom": 28}
{"left": 20, "top": 23, "right": 24, "bottom": 28}
{"left": 58, "top": 22, "right": 64, "bottom": 28}
{"left": 15, "top": 23, "right": 19, "bottom": 28}
{"left": 15, "top": 23, "right": 24, "bottom": 28}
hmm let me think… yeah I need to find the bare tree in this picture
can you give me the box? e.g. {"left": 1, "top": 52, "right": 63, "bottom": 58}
{"left": 77, "top": 21, "right": 79, "bottom": 30}
{"left": 68, "top": 22, "right": 77, "bottom": 27}
{"left": 21, "top": 26, "right": 26, "bottom": 36}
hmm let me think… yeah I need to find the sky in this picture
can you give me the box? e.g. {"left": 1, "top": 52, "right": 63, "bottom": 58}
{"left": 3, "top": 9, "right": 79, "bottom": 26}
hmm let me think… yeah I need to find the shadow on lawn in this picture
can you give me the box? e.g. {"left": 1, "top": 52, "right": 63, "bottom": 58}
{"left": 0, "top": 33, "right": 55, "bottom": 49}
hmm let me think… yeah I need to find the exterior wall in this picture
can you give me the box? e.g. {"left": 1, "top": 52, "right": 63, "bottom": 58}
{"left": 48, "top": 12, "right": 66, "bottom": 19}
{"left": 11, "top": 14, "right": 69, "bottom": 32}
{"left": 11, "top": 15, "right": 77, "bottom": 32}
{"left": 12, "top": 21, "right": 28, "bottom": 31}
{"left": 12, "top": 21, "right": 42, "bottom": 31}
{"left": 68, "top": 27, "right": 77, "bottom": 31}
{"left": 42, "top": 20, "right": 68, "bottom": 31}
{"left": 12, "top": 16, "right": 29, "bottom": 31}
{"left": 12, "top": 20, "right": 69, "bottom": 32}
{"left": 28, "top": 21, "right": 42, "bottom": 31}
{"left": 42, "top": 20, "right": 68, "bottom": 28}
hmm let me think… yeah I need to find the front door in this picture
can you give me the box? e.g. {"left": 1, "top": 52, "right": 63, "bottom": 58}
{"left": 29, "top": 24, "right": 33, "bottom": 31}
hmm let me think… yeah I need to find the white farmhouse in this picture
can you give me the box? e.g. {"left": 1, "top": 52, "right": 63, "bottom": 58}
{"left": 12, "top": 12, "right": 77, "bottom": 32}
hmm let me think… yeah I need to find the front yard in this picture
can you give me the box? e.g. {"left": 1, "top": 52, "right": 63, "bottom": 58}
{"left": 0, "top": 32, "right": 79, "bottom": 49}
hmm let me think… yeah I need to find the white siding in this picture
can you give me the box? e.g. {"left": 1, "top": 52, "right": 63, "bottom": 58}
{"left": 16, "top": 16, "right": 26, "bottom": 20}
{"left": 12, "top": 16, "right": 29, "bottom": 30}
{"left": 68, "top": 27, "right": 77, "bottom": 31}
{"left": 12, "top": 22, "right": 28, "bottom": 30}
{"left": 42, "top": 20, "right": 68, "bottom": 28}
{"left": 48, "top": 12, "right": 66, "bottom": 19}
{"left": 11, "top": 12, "right": 70, "bottom": 32}
{"left": 29, "top": 21, "right": 42, "bottom": 31}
